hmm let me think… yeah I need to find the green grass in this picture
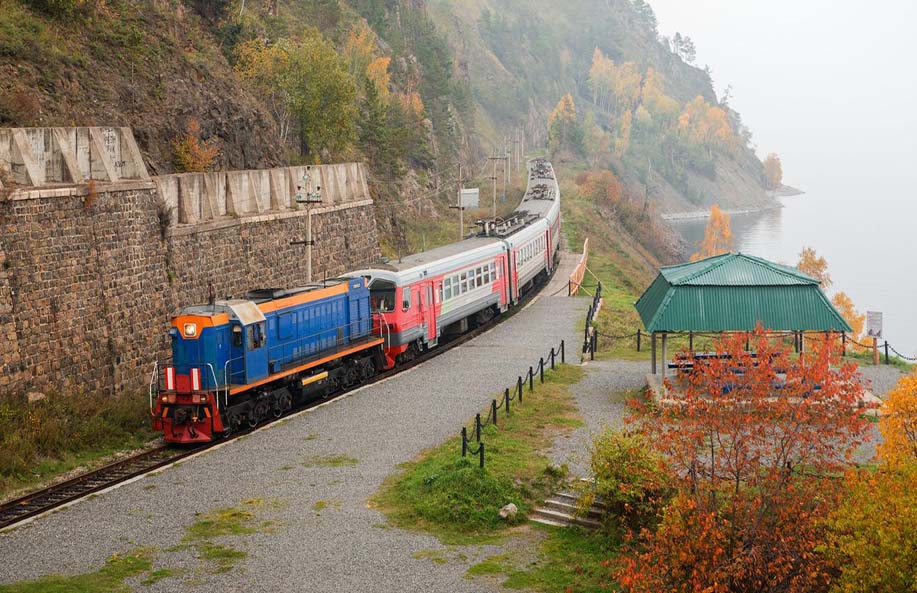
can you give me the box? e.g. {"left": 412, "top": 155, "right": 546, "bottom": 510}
{"left": 842, "top": 349, "right": 913, "bottom": 372}
{"left": 373, "top": 365, "right": 583, "bottom": 544}
{"left": 467, "top": 526, "right": 619, "bottom": 592}
{"left": 301, "top": 454, "right": 359, "bottom": 468}
{"left": 312, "top": 499, "right": 342, "bottom": 513}
{"left": 198, "top": 544, "right": 247, "bottom": 574}
{"left": 140, "top": 568, "right": 179, "bottom": 586}
{"left": 0, "top": 550, "right": 153, "bottom": 593}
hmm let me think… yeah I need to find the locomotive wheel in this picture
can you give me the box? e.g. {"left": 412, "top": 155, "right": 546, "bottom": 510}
{"left": 246, "top": 408, "right": 259, "bottom": 428}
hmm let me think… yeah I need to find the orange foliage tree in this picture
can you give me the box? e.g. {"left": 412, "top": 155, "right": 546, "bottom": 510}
{"left": 171, "top": 119, "right": 219, "bottom": 173}
{"left": 690, "top": 203, "right": 733, "bottom": 261}
{"left": 618, "top": 332, "right": 870, "bottom": 593}
{"left": 577, "top": 170, "right": 623, "bottom": 210}
{"left": 796, "top": 246, "right": 832, "bottom": 288}
{"left": 878, "top": 369, "right": 917, "bottom": 467}
{"left": 831, "top": 292, "right": 865, "bottom": 341}
{"left": 763, "top": 153, "right": 783, "bottom": 189}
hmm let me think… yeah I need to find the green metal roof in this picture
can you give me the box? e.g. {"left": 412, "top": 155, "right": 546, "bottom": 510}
{"left": 635, "top": 253, "right": 852, "bottom": 333}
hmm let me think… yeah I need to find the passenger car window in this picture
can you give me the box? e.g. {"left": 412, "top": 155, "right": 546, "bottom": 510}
{"left": 402, "top": 287, "right": 412, "bottom": 311}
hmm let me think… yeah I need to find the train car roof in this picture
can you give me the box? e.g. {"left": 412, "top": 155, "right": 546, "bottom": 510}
{"left": 369, "top": 236, "right": 503, "bottom": 273}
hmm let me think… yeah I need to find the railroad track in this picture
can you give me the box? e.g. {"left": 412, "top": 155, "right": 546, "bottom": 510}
{"left": 0, "top": 275, "right": 552, "bottom": 531}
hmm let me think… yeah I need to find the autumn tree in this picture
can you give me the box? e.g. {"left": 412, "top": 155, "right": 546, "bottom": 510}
{"left": 640, "top": 68, "right": 680, "bottom": 124}
{"left": 235, "top": 29, "right": 357, "bottom": 160}
{"left": 171, "top": 119, "right": 219, "bottom": 173}
{"left": 583, "top": 112, "right": 612, "bottom": 166}
{"left": 677, "top": 96, "right": 736, "bottom": 157}
{"left": 577, "top": 170, "right": 623, "bottom": 210}
{"left": 235, "top": 38, "right": 295, "bottom": 145}
{"left": 763, "top": 153, "right": 783, "bottom": 189}
{"left": 365, "top": 56, "right": 392, "bottom": 104}
{"left": 878, "top": 369, "right": 917, "bottom": 467}
{"left": 796, "top": 247, "right": 832, "bottom": 287}
{"left": 831, "top": 292, "right": 865, "bottom": 341}
{"left": 615, "top": 110, "right": 633, "bottom": 158}
{"left": 548, "top": 93, "right": 582, "bottom": 156}
{"left": 344, "top": 22, "right": 375, "bottom": 79}
{"left": 618, "top": 332, "right": 870, "bottom": 593}
{"left": 823, "top": 370, "right": 917, "bottom": 593}
{"left": 690, "top": 203, "right": 733, "bottom": 261}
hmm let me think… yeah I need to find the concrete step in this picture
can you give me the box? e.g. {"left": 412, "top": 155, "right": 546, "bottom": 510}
{"left": 529, "top": 507, "right": 602, "bottom": 530}
{"left": 542, "top": 498, "right": 604, "bottom": 520}
{"left": 555, "top": 490, "right": 607, "bottom": 510}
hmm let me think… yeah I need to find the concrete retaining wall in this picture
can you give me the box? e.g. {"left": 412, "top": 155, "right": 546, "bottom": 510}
{"left": 153, "top": 163, "right": 370, "bottom": 224}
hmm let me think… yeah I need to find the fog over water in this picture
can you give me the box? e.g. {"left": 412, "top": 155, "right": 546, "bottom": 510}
{"left": 652, "top": 0, "right": 917, "bottom": 357}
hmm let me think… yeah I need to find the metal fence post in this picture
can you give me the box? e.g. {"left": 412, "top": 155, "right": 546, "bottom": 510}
{"left": 550, "top": 347, "right": 556, "bottom": 370}
{"left": 479, "top": 442, "right": 485, "bottom": 469}
{"left": 462, "top": 427, "right": 467, "bottom": 457}
{"left": 885, "top": 341, "right": 890, "bottom": 365}
{"left": 517, "top": 376, "right": 523, "bottom": 402}
{"left": 590, "top": 332, "right": 596, "bottom": 361}
{"left": 561, "top": 340, "right": 565, "bottom": 363}
{"left": 637, "top": 329, "right": 641, "bottom": 352}
{"left": 529, "top": 366, "right": 534, "bottom": 392}
{"left": 491, "top": 399, "right": 498, "bottom": 427}
{"left": 539, "top": 357, "right": 544, "bottom": 383}
{"left": 475, "top": 413, "right": 481, "bottom": 442}
{"left": 505, "top": 388, "right": 511, "bottom": 415}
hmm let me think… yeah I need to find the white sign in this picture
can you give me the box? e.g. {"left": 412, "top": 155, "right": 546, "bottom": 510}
{"left": 866, "top": 311, "right": 883, "bottom": 339}
{"left": 460, "top": 188, "right": 479, "bottom": 208}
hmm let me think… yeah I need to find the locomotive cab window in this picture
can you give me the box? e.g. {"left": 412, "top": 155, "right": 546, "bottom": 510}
{"left": 370, "top": 279, "right": 396, "bottom": 312}
{"left": 232, "top": 325, "right": 243, "bottom": 347}
{"left": 247, "top": 322, "right": 266, "bottom": 350}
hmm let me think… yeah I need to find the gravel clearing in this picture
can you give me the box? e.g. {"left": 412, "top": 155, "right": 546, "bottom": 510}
{"left": 0, "top": 293, "right": 587, "bottom": 592}
{"left": 546, "top": 360, "right": 647, "bottom": 478}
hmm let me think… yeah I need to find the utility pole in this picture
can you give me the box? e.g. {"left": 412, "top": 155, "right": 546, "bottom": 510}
{"left": 489, "top": 147, "right": 499, "bottom": 219}
{"left": 292, "top": 172, "right": 322, "bottom": 282}
{"left": 450, "top": 164, "right": 465, "bottom": 241}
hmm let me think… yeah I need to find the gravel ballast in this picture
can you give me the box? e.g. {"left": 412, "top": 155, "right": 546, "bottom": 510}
{"left": 0, "top": 293, "right": 587, "bottom": 592}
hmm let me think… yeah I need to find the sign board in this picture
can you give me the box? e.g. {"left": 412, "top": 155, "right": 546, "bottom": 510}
{"left": 459, "top": 188, "right": 479, "bottom": 208}
{"left": 866, "top": 311, "right": 883, "bottom": 339}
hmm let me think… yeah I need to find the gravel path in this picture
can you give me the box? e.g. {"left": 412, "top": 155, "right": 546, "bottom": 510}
{"left": 547, "top": 360, "right": 647, "bottom": 478}
{"left": 0, "top": 294, "right": 588, "bottom": 592}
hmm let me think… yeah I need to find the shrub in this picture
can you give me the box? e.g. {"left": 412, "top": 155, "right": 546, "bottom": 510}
{"left": 824, "top": 466, "right": 917, "bottom": 593}
{"left": 583, "top": 429, "right": 670, "bottom": 529}
{"left": 23, "top": 0, "right": 89, "bottom": 17}
{"left": 171, "top": 119, "right": 219, "bottom": 173}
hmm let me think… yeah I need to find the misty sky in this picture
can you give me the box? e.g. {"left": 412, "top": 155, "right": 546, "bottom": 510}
{"left": 650, "top": 0, "right": 917, "bottom": 200}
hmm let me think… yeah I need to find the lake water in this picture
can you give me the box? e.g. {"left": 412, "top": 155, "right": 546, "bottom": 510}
{"left": 670, "top": 193, "right": 917, "bottom": 359}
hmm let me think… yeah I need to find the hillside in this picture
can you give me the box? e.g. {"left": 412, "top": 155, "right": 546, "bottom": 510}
{"left": 427, "top": 0, "right": 774, "bottom": 217}
{"left": 0, "top": 0, "right": 775, "bottom": 269}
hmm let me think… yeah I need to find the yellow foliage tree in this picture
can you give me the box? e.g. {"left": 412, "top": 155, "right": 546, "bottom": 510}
{"left": 796, "top": 246, "right": 832, "bottom": 288}
{"left": 235, "top": 38, "right": 294, "bottom": 145}
{"left": 641, "top": 68, "right": 680, "bottom": 123}
{"left": 615, "top": 110, "right": 632, "bottom": 158}
{"left": 690, "top": 203, "right": 733, "bottom": 261}
{"left": 365, "top": 56, "right": 391, "bottom": 104}
{"left": 878, "top": 370, "right": 917, "bottom": 467}
{"left": 548, "top": 93, "right": 579, "bottom": 155}
{"left": 763, "top": 153, "right": 783, "bottom": 190}
{"left": 344, "top": 22, "right": 375, "bottom": 78}
{"left": 397, "top": 91, "right": 425, "bottom": 117}
{"left": 677, "top": 96, "right": 736, "bottom": 155}
{"left": 171, "top": 119, "right": 219, "bottom": 173}
{"left": 831, "top": 292, "right": 864, "bottom": 341}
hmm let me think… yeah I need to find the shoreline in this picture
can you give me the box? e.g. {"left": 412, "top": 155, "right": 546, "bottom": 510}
{"left": 767, "top": 184, "right": 805, "bottom": 198}
{"left": 661, "top": 184, "right": 804, "bottom": 222}
{"left": 661, "top": 202, "right": 783, "bottom": 222}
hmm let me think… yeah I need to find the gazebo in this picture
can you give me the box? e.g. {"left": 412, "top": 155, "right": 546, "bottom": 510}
{"left": 635, "top": 253, "right": 852, "bottom": 375}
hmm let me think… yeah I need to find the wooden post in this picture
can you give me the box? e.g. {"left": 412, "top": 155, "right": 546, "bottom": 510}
{"left": 689, "top": 331, "right": 694, "bottom": 352}
{"left": 651, "top": 332, "right": 657, "bottom": 375}
{"left": 661, "top": 333, "right": 668, "bottom": 379}
{"left": 873, "top": 337, "right": 880, "bottom": 366}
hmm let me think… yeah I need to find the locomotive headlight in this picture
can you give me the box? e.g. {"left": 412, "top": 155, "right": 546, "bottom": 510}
{"left": 183, "top": 323, "right": 197, "bottom": 337}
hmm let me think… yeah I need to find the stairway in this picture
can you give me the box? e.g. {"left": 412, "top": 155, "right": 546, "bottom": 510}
{"left": 530, "top": 491, "right": 605, "bottom": 529}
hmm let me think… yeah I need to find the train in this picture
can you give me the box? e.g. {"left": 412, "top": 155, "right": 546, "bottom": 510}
{"left": 151, "top": 158, "right": 561, "bottom": 443}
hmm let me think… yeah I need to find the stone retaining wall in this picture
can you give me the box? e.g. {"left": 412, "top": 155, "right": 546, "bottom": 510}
{"left": 0, "top": 184, "right": 379, "bottom": 396}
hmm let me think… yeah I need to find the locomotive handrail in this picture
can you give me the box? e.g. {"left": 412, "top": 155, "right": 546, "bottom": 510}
{"left": 204, "top": 363, "right": 220, "bottom": 412}
{"left": 148, "top": 360, "right": 159, "bottom": 415}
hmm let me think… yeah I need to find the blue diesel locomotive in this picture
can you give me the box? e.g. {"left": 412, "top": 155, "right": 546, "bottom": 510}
{"left": 151, "top": 278, "right": 384, "bottom": 443}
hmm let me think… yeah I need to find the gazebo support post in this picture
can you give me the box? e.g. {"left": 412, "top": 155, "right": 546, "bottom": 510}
{"left": 799, "top": 331, "right": 805, "bottom": 353}
{"left": 651, "top": 332, "right": 657, "bottom": 375}
{"left": 661, "top": 332, "right": 668, "bottom": 378}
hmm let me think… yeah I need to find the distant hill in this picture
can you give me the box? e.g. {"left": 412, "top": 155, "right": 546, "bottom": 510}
{"left": 427, "top": 0, "right": 774, "bottom": 215}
